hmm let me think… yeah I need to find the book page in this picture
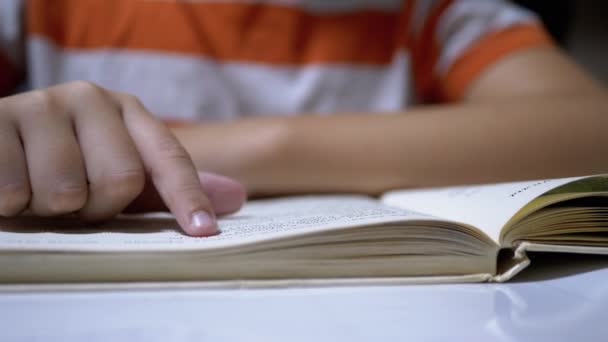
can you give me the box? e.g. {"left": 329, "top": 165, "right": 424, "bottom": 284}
{"left": 0, "top": 196, "right": 431, "bottom": 252}
{"left": 381, "top": 177, "right": 586, "bottom": 243}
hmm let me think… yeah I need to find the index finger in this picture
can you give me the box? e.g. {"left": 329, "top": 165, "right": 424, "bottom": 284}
{"left": 113, "top": 93, "right": 218, "bottom": 236}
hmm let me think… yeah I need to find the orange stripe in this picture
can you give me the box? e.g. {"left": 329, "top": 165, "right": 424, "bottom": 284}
{"left": 441, "top": 24, "right": 554, "bottom": 102}
{"left": 410, "top": 0, "right": 453, "bottom": 103}
{"left": 27, "top": 0, "right": 404, "bottom": 65}
{"left": 395, "top": 0, "right": 415, "bottom": 49}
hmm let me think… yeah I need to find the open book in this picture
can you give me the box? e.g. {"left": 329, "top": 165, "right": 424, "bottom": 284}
{"left": 1, "top": 175, "right": 608, "bottom": 285}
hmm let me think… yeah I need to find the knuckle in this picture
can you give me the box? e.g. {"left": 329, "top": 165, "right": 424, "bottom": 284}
{"left": 93, "top": 168, "right": 146, "bottom": 202}
{"left": 63, "top": 81, "right": 107, "bottom": 102}
{"left": 0, "top": 183, "right": 30, "bottom": 216}
{"left": 118, "top": 93, "right": 143, "bottom": 107}
{"left": 66, "top": 80, "right": 103, "bottom": 94}
{"left": 18, "top": 89, "right": 66, "bottom": 124}
{"left": 168, "top": 182, "right": 210, "bottom": 210}
{"left": 43, "top": 181, "right": 88, "bottom": 215}
{"left": 174, "top": 182, "right": 205, "bottom": 196}
{"left": 53, "top": 81, "right": 107, "bottom": 108}
{"left": 157, "top": 135, "right": 190, "bottom": 161}
{"left": 27, "top": 90, "right": 60, "bottom": 116}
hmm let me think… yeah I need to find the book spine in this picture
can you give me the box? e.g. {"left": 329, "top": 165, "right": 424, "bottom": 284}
{"left": 490, "top": 244, "right": 532, "bottom": 283}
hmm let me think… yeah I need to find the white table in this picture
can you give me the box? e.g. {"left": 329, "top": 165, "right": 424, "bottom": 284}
{"left": 1, "top": 254, "right": 607, "bottom": 341}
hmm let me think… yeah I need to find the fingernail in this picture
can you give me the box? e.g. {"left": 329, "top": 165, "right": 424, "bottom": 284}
{"left": 189, "top": 211, "right": 217, "bottom": 236}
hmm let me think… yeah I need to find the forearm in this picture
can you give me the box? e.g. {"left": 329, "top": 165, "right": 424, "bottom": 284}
{"left": 173, "top": 117, "right": 289, "bottom": 193}
{"left": 175, "top": 92, "right": 608, "bottom": 196}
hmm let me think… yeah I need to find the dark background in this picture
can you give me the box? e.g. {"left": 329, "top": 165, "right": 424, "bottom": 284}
{"left": 515, "top": 0, "right": 608, "bottom": 84}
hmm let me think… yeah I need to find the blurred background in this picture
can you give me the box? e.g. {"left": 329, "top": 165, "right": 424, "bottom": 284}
{"left": 515, "top": 0, "right": 608, "bottom": 84}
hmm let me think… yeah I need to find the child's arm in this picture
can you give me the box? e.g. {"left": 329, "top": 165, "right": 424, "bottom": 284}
{"left": 175, "top": 46, "right": 608, "bottom": 196}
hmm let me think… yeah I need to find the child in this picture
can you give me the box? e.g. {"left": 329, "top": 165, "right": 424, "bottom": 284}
{"left": 0, "top": 0, "right": 606, "bottom": 236}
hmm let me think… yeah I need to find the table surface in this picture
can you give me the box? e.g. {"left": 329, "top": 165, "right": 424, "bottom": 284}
{"left": 1, "top": 253, "right": 608, "bottom": 342}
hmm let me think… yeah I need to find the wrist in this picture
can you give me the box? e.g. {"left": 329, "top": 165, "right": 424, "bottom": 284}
{"left": 170, "top": 118, "right": 292, "bottom": 195}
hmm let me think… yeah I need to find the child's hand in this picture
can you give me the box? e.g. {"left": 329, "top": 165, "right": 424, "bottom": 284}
{"left": 126, "top": 171, "right": 246, "bottom": 216}
{"left": 0, "top": 81, "right": 245, "bottom": 236}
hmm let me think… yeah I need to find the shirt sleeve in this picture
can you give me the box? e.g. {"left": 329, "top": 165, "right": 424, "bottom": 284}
{"left": 409, "top": 0, "right": 554, "bottom": 103}
{"left": 0, "top": 0, "right": 24, "bottom": 94}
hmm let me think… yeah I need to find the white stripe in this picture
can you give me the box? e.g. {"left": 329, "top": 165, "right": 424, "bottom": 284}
{"left": 28, "top": 37, "right": 413, "bottom": 119}
{"left": 0, "top": 0, "right": 23, "bottom": 64}
{"left": 146, "top": 0, "right": 403, "bottom": 13}
{"left": 435, "top": 0, "right": 537, "bottom": 75}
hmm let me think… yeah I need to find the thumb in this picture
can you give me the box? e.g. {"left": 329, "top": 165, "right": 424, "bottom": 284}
{"left": 125, "top": 172, "right": 247, "bottom": 216}
{"left": 198, "top": 172, "right": 247, "bottom": 215}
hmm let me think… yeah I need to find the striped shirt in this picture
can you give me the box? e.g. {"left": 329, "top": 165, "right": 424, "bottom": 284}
{"left": 0, "top": 0, "right": 552, "bottom": 121}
